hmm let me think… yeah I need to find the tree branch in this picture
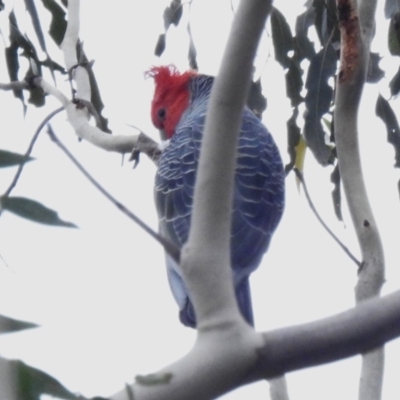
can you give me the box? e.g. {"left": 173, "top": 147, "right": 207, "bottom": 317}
{"left": 335, "top": 1, "right": 384, "bottom": 399}
{"left": 46, "top": 125, "right": 180, "bottom": 264}
{"left": 182, "top": 0, "right": 273, "bottom": 330}
{"left": 293, "top": 168, "right": 361, "bottom": 268}
{"left": 2, "top": 107, "right": 63, "bottom": 199}
{"left": 0, "top": 0, "right": 160, "bottom": 160}
{"left": 110, "top": 288, "right": 400, "bottom": 400}
{"left": 257, "top": 288, "right": 400, "bottom": 377}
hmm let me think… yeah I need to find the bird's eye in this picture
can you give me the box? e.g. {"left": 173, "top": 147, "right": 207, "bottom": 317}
{"left": 158, "top": 108, "right": 166, "bottom": 120}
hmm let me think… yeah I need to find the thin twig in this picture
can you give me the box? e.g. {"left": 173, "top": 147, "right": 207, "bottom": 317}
{"left": 3, "top": 107, "right": 64, "bottom": 198}
{"left": 293, "top": 167, "right": 361, "bottom": 268}
{"left": 0, "top": 81, "right": 30, "bottom": 91}
{"left": 0, "top": 253, "right": 13, "bottom": 272}
{"left": 46, "top": 124, "right": 181, "bottom": 264}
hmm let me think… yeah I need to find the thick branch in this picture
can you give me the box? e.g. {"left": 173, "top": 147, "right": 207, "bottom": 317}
{"left": 38, "top": 78, "right": 140, "bottom": 153}
{"left": 335, "top": 1, "right": 384, "bottom": 399}
{"left": 55, "top": 0, "right": 143, "bottom": 154}
{"left": 60, "top": 0, "right": 90, "bottom": 101}
{"left": 257, "top": 289, "right": 400, "bottom": 377}
{"left": 111, "top": 289, "right": 400, "bottom": 400}
{"left": 182, "top": 0, "right": 273, "bottom": 329}
{"left": 336, "top": 0, "right": 384, "bottom": 325}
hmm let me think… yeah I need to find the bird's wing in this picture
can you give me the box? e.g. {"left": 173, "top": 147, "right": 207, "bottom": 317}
{"left": 154, "top": 108, "right": 285, "bottom": 327}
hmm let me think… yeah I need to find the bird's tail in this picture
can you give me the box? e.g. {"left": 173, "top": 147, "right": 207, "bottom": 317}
{"left": 235, "top": 278, "right": 254, "bottom": 326}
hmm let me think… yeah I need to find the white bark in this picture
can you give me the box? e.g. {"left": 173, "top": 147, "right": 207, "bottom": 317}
{"left": 334, "top": 1, "right": 384, "bottom": 399}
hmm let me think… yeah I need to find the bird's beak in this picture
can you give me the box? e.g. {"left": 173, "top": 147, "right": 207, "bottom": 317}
{"left": 159, "top": 129, "right": 168, "bottom": 141}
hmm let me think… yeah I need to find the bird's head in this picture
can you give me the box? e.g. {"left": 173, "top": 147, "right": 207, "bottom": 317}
{"left": 147, "top": 66, "right": 197, "bottom": 139}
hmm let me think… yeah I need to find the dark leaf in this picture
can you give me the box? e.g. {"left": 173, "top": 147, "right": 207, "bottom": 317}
{"left": 270, "top": 7, "right": 293, "bottom": 69}
{"left": 294, "top": 2, "right": 316, "bottom": 61}
{"left": 0, "top": 314, "right": 38, "bottom": 333}
{"left": 13, "top": 359, "right": 78, "bottom": 400}
{"left": 27, "top": 84, "right": 46, "bottom": 107}
{"left": 41, "top": 0, "right": 68, "bottom": 46}
{"left": 246, "top": 78, "right": 267, "bottom": 118}
{"left": 366, "top": 52, "right": 384, "bottom": 83}
{"left": 0, "top": 1, "right": 4, "bottom": 10}
{"left": 385, "top": 0, "right": 400, "bottom": 18}
{"left": 4, "top": 44, "right": 25, "bottom": 105}
{"left": 8, "top": 11, "right": 46, "bottom": 107}
{"left": 304, "top": 45, "right": 337, "bottom": 165}
{"left": 330, "top": 163, "right": 342, "bottom": 221}
{"left": 170, "top": 0, "right": 182, "bottom": 26}
{"left": 24, "top": 0, "right": 47, "bottom": 52}
{"left": 388, "top": 13, "right": 400, "bottom": 56}
{"left": 375, "top": 95, "right": 400, "bottom": 167}
{"left": 285, "top": 108, "right": 301, "bottom": 174}
{"left": 7, "top": 12, "right": 32, "bottom": 107}
{"left": 2, "top": 197, "right": 77, "bottom": 227}
{"left": 155, "top": 33, "right": 166, "bottom": 57}
{"left": 389, "top": 66, "right": 400, "bottom": 96}
{"left": 285, "top": 60, "right": 304, "bottom": 107}
{"left": 0, "top": 150, "right": 34, "bottom": 168}
{"left": 77, "top": 44, "right": 111, "bottom": 133}
{"left": 313, "top": 0, "right": 340, "bottom": 47}
{"left": 9, "top": 12, "right": 39, "bottom": 62}
{"left": 187, "top": 23, "right": 198, "bottom": 70}
{"left": 5, "top": 42, "right": 19, "bottom": 82}
{"left": 163, "top": 0, "right": 182, "bottom": 30}
{"left": 40, "top": 58, "right": 66, "bottom": 74}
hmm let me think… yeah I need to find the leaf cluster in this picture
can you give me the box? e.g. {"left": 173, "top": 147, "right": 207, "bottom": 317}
{"left": 270, "top": 0, "right": 400, "bottom": 218}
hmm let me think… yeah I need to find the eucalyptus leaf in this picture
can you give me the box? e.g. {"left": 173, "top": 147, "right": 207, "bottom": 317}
{"left": 2, "top": 197, "right": 77, "bottom": 228}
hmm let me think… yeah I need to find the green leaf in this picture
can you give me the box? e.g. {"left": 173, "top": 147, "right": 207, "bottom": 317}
{"left": 285, "top": 108, "right": 301, "bottom": 174}
{"left": 0, "top": 150, "right": 34, "bottom": 168}
{"left": 154, "top": 33, "right": 166, "bottom": 57}
{"left": 24, "top": 0, "right": 47, "bottom": 53}
{"left": 7, "top": 11, "right": 46, "bottom": 108}
{"left": 76, "top": 44, "right": 111, "bottom": 133}
{"left": 9, "top": 12, "right": 40, "bottom": 65}
{"left": 270, "top": 7, "right": 293, "bottom": 69}
{"left": 390, "top": 66, "right": 400, "bottom": 96}
{"left": 41, "top": 0, "right": 68, "bottom": 46}
{"left": 388, "top": 13, "right": 400, "bottom": 56}
{"left": 5, "top": 14, "right": 25, "bottom": 106}
{"left": 303, "top": 45, "right": 337, "bottom": 166}
{"left": 187, "top": 23, "right": 198, "bottom": 70}
{"left": 27, "top": 84, "right": 46, "bottom": 107}
{"left": 330, "top": 163, "right": 342, "bottom": 221}
{"left": 313, "top": 0, "right": 340, "bottom": 47}
{"left": 375, "top": 95, "right": 400, "bottom": 168}
{"left": 366, "top": 52, "right": 384, "bottom": 83}
{"left": 163, "top": 0, "right": 182, "bottom": 30}
{"left": 13, "top": 359, "right": 79, "bottom": 400}
{"left": 294, "top": 2, "right": 316, "bottom": 61}
{"left": 1, "top": 197, "right": 77, "bottom": 228}
{"left": 285, "top": 61, "right": 304, "bottom": 107}
{"left": 170, "top": 0, "right": 182, "bottom": 26}
{"left": 246, "top": 79, "right": 267, "bottom": 119}
{"left": 0, "top": 314, "right": 38, "bottom": 333}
